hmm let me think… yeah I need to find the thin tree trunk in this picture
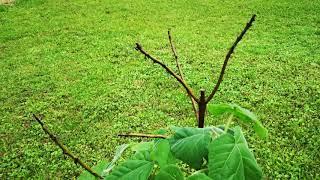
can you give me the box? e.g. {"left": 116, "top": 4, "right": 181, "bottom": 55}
{"left": 198, "top": 89, "right": 206, "bottom": 128}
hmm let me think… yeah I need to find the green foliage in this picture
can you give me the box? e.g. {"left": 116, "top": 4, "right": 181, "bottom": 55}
{"left": 150, "top": 139, "right": 171, "bottom": 168}
{"left": 77, "top": 104, "right": 266, "bottom": 180}
{"left": 168, "top": 127, "right": 212, "bottom": 169}
{"left": 155, "top": 164, "right": 184, "bottom": 180}
{"left": 208, "top": 104, "right": 268, "bottom": 138}
{"left": 208, "top": 127, "right": 262, "bottom": 180}
{"left": 131, "top": 142, "right": 154, "bottom": 152}
{"left": 187, "top": 173, "right": 212, "bottom": 180}
{"left": 133, "top": 150, "right": 152, "bottom": 161}
{"left": 105, "top": 160, "right": 154, "bottom": 180}
{"left": 78, "top": 161, "right": 109, "bottom": 180}
{"left": 103, "top": 144, "right": 129, "bottom": 175}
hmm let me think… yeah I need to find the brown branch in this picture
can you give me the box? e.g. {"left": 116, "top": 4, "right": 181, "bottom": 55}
{"left": 168, "top": 30, "right": 198, "bottom": 118}
{"left": 168, "top": 30, "right": 180, "bottom": 71}
{"left": 206, "top": 14, "right": 256, "bottom": 103}
{"left": 32, "top": 114, "right": 103, "bottom": 179}
{"left": 198, "top": 89, "right": 206, "bottom": 128}
{"left": 135, "top": 43, "right": 199, "bottom": 103}
{"left": 118, "top": 133, "right": 167, "bottom": 139}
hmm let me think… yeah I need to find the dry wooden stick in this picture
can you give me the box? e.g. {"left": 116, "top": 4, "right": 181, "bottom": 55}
{"left": 135, "top": 43, "right": 199, "bottom": 103}
{"left": 168, "top": 30, "right": 198, "bottom": 118}
{"left": 206, "top": 14, "right": 256, "bottom": 103}
{"left": 33, "top": 114, "right": 103, "bottom": 179}
{"left": 118, "top": 133, "right": 167, "bottom": 139}
{"left": 168, "top": 30, "right": 181, "bottom": 73}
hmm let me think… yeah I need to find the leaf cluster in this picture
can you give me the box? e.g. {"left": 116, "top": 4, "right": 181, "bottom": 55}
{"left": 79, "top": 104, "right": 267, "bottom": 180}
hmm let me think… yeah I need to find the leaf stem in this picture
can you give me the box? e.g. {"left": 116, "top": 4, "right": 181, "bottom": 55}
{"left": 191, "top": 168, "right": 208, "bottom": 176}
{"left": 224, "top": 114, "right": 234, "bottom": 133}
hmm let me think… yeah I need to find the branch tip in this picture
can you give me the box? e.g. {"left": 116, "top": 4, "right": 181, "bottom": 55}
{"left": 32, "top": 114, "right": 103, "bottom": 179}
{"left": 167, "top": 30, "right": 198, "bottom": 118}
{"left": 206, "top": 15, "right": 256, "bottom": 103}
{"left": 135, "top": 43, "right": 199, "bottom": 102}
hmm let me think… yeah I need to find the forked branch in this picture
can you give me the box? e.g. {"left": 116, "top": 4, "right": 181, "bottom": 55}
{"left": 135, "top": 15, "right": 256, "bottom": 128}
{"left": 206, "top": 14, "right": 256, "bottom": 103}
{"left": 32, "top": 114, "right": 103, "bottom": 179}
{"left": 168, "top": 30, "right": 198, "bottom": 118}
{"left": 135, "top": 43, "right": 199, "bottom": 103}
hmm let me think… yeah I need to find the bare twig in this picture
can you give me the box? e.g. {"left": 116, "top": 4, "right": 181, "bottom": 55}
{"left": 135, "top": 15, "right": 256, "bottom": 127}
{"left": 168, "top": 30, "right": 198, "bottom": 118}
{"left": 168, "top": 30, "right": 181, "bottom": 73}
{"left": 206, "top": 14, "right": 256, "bottom": 103}
{"left": 135, "top": 43, "right": 199, "bottom": 103}
{"left": 118, "top": 133, "right": 167, "bottom": 139}
{"left": 32, "top": 114, "right": 103, "bottom": 179}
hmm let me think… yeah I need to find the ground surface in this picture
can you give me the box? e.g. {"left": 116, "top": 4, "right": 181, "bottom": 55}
{"left": 1, "top": 0, "right": 319, "bottom": 179}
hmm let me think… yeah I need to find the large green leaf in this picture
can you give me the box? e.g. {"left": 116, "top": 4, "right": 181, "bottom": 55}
{"left": 131, "top": 141, "right": 154, "bottom": 152}
{"left": 169, "top": 127, "right": 212, "bottom": 169}
{"left": 150, "top": 139, "right": 171, "bottom": 168}
{"left": 78, "top": 160, "right": 109, "bottom": 180}
{"left": 105, "top": 159, "right": 154, "bottom": 180}
{"left": 208, "top": 104, "right": 268, "bottom": 138}
{"left": 207, "top": 103, "right": 235, "bottom": 116}
{"left": 155, "top": 164, "right": 184, "bottom": 180}
{"left": 103, "top": 144, "right": 129, "bottom": 175}
{"left": 133, "top": 150, "right": 151, "bottom": 161}
{"left": 208, "top": 126, "right": 225, "bottom": 137}
{"left": 187, "top": 173, "right": 212, "bottom": 180}
{"left": 208, "top": 104, "right": 257, "bottom": 123}
{"left": 208, "top": 126, "right": 263, "bottom": 180}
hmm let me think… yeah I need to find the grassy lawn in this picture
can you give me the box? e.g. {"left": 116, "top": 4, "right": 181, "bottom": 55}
{"left": 1, "top": 0, "right": 319, "bottom": 178}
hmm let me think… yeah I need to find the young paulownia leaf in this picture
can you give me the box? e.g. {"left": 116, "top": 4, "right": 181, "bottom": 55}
{"left": 253, "top": 121, "right": 267, "bottom": 139}
{"left": 103, "top": 144, "right": 129, "bottom": 175}
{"left": 78, "top": 160, "right": 109, "bottom": 180}
{"left": 207, "top": 103, "right": 235, "bottom": 116}
{"left": 150, "top": 139, "right": 171, "bottom": 168}
{"left": 133, "top": 150, "right": 151, "bottom": 161}
{"left": 208, "top": 103, "right": 267, "bottom": 138}
{"left": 104, "top": 159, "right": 154, "bottom": 180}
{"left": 187, "top": 173, "right": 212, "bottom": 180}
{"left": 155, "top": 164, "right": 184, "bottom": 180}
{"left": 131, "top": 141, "right": 154, "bottom": 152}
{"left": 169, "top": 127, "right": 212, "bottom": 169}
{"left": 208, "top": 126, "right": 263, "bottom": 180}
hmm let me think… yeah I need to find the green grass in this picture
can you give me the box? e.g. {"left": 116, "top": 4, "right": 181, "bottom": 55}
{"left": 1, "top": 0, "right": 319, "bottom": 178}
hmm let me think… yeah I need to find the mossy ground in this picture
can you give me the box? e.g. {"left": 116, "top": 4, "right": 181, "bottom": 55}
{"left": 1, "top": 0, "right": 319, "bottom": 178}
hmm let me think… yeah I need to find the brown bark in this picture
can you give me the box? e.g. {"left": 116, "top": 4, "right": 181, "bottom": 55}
{"left": 135, "top": 15, "right": 257, "bottom": 128}
{"left": 198, "top": 89, "right": 206, "bottom": 128}
{"left": 168, "top": 30, "right": 198, "bottom": 119}
{"left": 135, "top": 43, "right": 199, "bottom": 103}
{"left": 33, "top": 114, "right": 103, "bottom": 179}
{"left": 206, "top": 15, "right": 256, "bottom": 103}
